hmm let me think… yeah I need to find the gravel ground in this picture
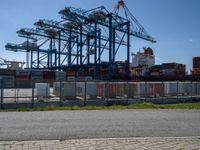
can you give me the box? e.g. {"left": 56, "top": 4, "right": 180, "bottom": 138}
{"left": 0, "top": 109, "right": 199, "bottom": 141}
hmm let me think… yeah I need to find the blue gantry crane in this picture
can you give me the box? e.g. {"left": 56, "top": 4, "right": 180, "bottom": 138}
{"left": 5, "top": 0, "right": 155, "bottom": 80}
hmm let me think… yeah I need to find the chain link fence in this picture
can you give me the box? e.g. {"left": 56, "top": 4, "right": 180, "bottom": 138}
{"left": 0, "top": 80, "right": 200, "bottom": 109}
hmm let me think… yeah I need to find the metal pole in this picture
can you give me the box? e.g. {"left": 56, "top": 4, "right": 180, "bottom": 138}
{"left": 59, "top": 81, "right": 62, "bottom": 106}
{"left": 177, "top": 81, "right": 179, "bottom": 101}
{"left": 112, "top": 28, "right": 115, "bottom": 63}
{"left": 26, "top": 39, "right": 29, "bottom": 68}
{"left": 162, "top": 81, "right": 165, "bottom": 104}
{"left": 126, "top": 81, "right": 129, "bottom": 105}
{"left": 50, "top": 38, "right": 53, "bottom": 68}
{"left": 87, "top": 38, "right": 90, "bottom": 65}
{"left": 145, "top": 82, "right": 147, "bottom": 102}
{"left": 98, "top": 29, "right": 101, "bottom": 65}
{"left": 84, "top": 81, "right": 87, "bottom": 106}
{"left": 94, "top": 23, "right": 97, "bottom": 79}
{"left": 58, "top": 31, "right": 61, "bottom": 70}
{"left": 31, "top": 80, "right": 34, "bottom": 108}
{"left": 68, "top": 30, "right": 72, "bottom": 66}
{"left": 54, "top": 40, "right": 57, "bottom": 68}
{"left": 37, "top": 46, "right": 40, "bottom": 69}
{"left": 0, "top": 79, "right": 3, "bottom": 109}
{"left": 127, "top": 21, "right": 130, "bottom": 79}
{"left": 76, "top": 36, "right": 79, "bottom": 65}
{"left": 30, "top": 51, "right": 33, "bottom": 69}
{"left": 109, "top": 15, "right": 113, "bottom": 80}
{"left": 87, "top": 37, "right": 90, "bottom": 76}
{"left": 80, "top": 25, "right": 83, "bottom": 66}
{"left": 191, "top": 81, "right": 193, "bottom": 102}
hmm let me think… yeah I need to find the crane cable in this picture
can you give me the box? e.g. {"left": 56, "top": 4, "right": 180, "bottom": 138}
{"left": 111, "top": 0, "right": 149, "bottom": 35}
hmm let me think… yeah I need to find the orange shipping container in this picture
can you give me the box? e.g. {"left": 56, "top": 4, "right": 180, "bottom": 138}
{"left": 149, "top": 83, "right": 164, "bottom": 97}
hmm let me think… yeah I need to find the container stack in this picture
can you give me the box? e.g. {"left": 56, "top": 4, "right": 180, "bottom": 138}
{"left": 16, "top": 69, "right": 30, "bottom": 88}
{"left": 162, "top": 63, "right": 186, "bottom": 77}
{"left": 55, "top": 71, "right": 66, "bottom": 82}
{"left": 0, "top": 69, "right": 15, "bottom": 88}
{"left": 43, "top": 70, "right": 55, "bottom": 86}
{"left": 29, "top": 69, "right": 43, "bottom": 83}
{"left": 192, "top": 57, "right": 200, "bottom": 76}
{"left": 149, "top": 65, "right": 162, "bottom": 76}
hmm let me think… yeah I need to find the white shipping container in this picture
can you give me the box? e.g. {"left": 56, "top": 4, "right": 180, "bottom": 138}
{"left": 128, "top": 82, "right": 140, "bottom": 97}
{"left": 192, "top": 82, "right": 200, "bottom": 95}
{"left": 86, "top": 82, "right": 97, "bottom": 99}
{"left": 164, "top": 82, "right": 177, "bottom": 96}
{"left": 76, "top": 82, "right": 85, "bottom": 97}
{"left": 76, "top": 82, "right": 97, "bottom": 99}
{"left": 35, "top": 83, "right": 50, "bottom": 97}
{"left": 53, "top": 82, "right": 76, "bottom": 99}
{"left": 178, "top": 82, "right": 191, "bottom": 96}
{"left": 53, "top": 82, "right": 60, "bottom": 96}
{"left": 62, "top": 82, "right": 76, "bottom": 98}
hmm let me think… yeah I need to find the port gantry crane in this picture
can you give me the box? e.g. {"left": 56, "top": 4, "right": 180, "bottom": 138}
{"left": 5, "top": 0, "right": 155, "bottom": 80}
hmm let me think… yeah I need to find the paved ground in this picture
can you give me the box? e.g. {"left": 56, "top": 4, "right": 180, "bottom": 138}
{"left": 0, "top": 110, "right": 200, "bottom": 141}
{"left": 0, "top": 137, "right": 200, "bottom": 150}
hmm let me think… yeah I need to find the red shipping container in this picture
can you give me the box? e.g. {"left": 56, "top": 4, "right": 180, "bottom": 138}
{"left": 149, "top": 83, "right": 164, "bottom": 97}
{"left": 97, "top": 83, "right": 106, "bottom": 98}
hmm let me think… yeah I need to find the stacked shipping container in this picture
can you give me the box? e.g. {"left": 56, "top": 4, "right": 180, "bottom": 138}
{"left": 0, "top": 69, "right": 15, "bottom": 88}
{"left": 16, "top": 69, "right": 30, "bottom": 88}
{"left": 192, "top": 57, "right": 200, "bottom": 76}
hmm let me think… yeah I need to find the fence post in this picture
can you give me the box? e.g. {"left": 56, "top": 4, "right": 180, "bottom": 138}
{"left": 126, "top": 81, "right": 129, "bottom": 105}
{"left": 31, "top": 80, "right": 34, "bottom": 108}
{"left": 0, "top": 79, "right": 3, "bottom": 109}
{"left": 191, "top": 81, "right": 193, "bottom": 102}
{"left": 59, "top": 81, "right": 62, "bottom": 107}
{"left": 145, "top": 82, "right": 147, "bottom": 102}
{"left": 162, "top": 81, "right": 164, "bottom": 104}
{"left": 105, "top": 81, "right": 108, "bottom": 101}
{"left": 84, "top": 81, "right": 87, "bottom": 106}
{"left": 177, "top": 81, "right": 179, "bottom": 101}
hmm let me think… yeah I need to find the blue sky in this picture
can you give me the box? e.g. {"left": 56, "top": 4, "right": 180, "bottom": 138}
{"left": 0, "top": 0, "right": 199, "bottom": 72}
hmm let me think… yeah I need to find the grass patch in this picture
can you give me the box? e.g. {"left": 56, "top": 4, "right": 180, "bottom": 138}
{"left": 0, "top": 102, "right": 200, "bottom": 112}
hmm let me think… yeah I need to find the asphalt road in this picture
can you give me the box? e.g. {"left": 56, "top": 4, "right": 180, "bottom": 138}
{"left": 0, "top": 110, "right": 200, "bottom": 141}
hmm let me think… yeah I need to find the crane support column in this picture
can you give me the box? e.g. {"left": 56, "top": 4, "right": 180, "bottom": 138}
{"left": 98, "top": 29, "right": 101, "bottom": 65}
{"left": 80, "top": 25, "right": 83, "bottom": 66}
{"left": 49, "top": 38, "right": 53, "bottom": 68}
{"left": 87, "top": 37, "right": 90, "bottom": 65}
{"left": 58, "top": 32, "right": 61, "bottom": 70}
{"left": 68, "top": 29, "right": 72, "bottom": 66}
{"left": 94, "top": 23, "right": 98, "bottom": 79}
{"left": 126, "top": 21, "right": 130, "bottom": 78}
{"left": 76, "top": 36, "right": 79, "bottom": 65}
{"left": 37, "top": 48, "right": 39, "bottom": 69}
{"left": 109, "top": 15, "right": 113, "bottom": 80}
{"left": 54, "top": 40, "right": 57, "bottom": 69}
{"left": 30, "top": 50, "right": 33, "bottom": 68}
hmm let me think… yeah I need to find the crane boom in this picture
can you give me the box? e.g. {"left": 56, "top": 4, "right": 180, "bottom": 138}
{"left": 111, "top": 0, "right": 156, "bottom": 43}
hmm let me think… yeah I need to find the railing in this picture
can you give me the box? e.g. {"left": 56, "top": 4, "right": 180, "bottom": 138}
{"left": 0, "top": 80, "right": 200, "bottom": 109}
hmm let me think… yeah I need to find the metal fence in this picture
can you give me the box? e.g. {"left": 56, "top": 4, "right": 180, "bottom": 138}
{"left": 0, "top": 80, "right": 200, "bottom": 109}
